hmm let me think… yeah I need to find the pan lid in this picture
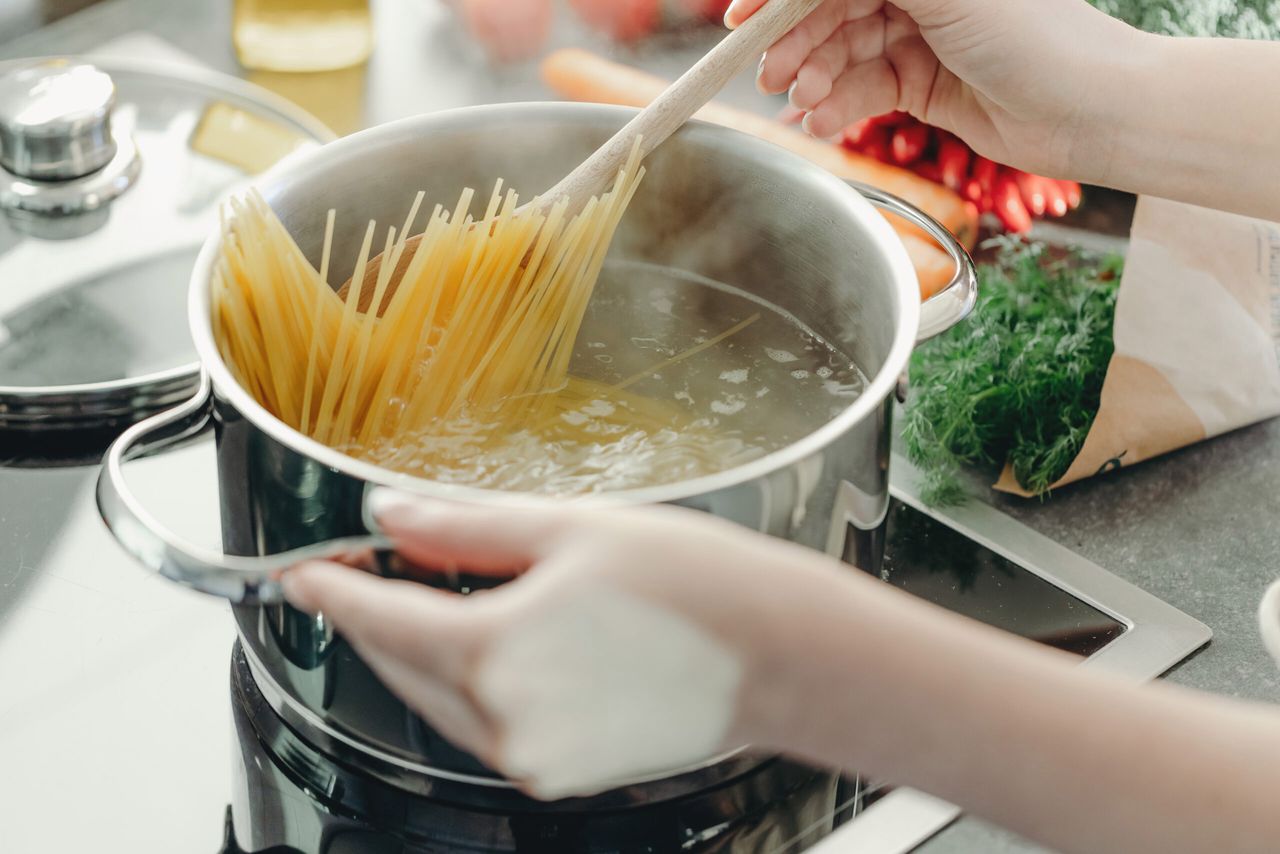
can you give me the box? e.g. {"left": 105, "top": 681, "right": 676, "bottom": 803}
{"left": 0, "top": 57, "right": 333, "bottom": 434}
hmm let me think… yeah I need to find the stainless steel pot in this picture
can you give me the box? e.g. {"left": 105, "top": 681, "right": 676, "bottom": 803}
{"left": 96, "top": 102, "right": 976, "bottom": 801}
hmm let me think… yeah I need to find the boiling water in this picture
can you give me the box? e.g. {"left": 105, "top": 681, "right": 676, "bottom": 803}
{"left": 358, "top": 260, "right": 867, "bottom": 494}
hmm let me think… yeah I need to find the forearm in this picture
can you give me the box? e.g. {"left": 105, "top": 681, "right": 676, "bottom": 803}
{"left": 1073, "top": 30, "right": 1280, "bottom": 222}
{"left": 763, "top": 566, "right": 1280, "bottom": 853}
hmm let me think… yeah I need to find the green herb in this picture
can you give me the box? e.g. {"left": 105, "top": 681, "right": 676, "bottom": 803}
{"left": 902, "top": 237, "right": 1124, "bottom": 506}
{"left": 1087, "top": 0, "right": 1280, "bottom": 39}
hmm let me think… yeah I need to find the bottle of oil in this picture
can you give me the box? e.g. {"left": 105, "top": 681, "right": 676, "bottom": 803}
{"left": 233, "top": 0, "right": 373, "bottom": 73}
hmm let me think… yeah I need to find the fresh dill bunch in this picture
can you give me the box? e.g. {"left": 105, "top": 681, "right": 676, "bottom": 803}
{"left": 1087, "top": 0, "right": 1280, "bottom": 39}
{"left": 902, "top": 237, "right": 1124, "bottom": 506}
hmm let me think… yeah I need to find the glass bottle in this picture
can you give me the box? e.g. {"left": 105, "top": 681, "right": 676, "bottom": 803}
{"left": 233, "top": 0, "right": 374, "bottom": 73}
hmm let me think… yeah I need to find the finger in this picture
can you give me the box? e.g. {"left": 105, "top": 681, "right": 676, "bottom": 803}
{"left": 881, "top": 28, "right": 939, "bottom": 117}
{"left": 786, "top": 35, "right": 845, "bottom": 111}
{"left": 368, "top": 488, "right": 569, "bottom": 576}
{"left": 757, "top": 3, "right": 847, "bottom": 95}
{"left": 757, "top": 1, "right": 884, "bottom": 95}
{"left": 723, "top": 0, "right": 768, "bottom": 29}
{"left": 325, "top": 546, "right": 378, "bottom": 571}
{"left": 803, "top": 58, "right": 899, "bottom": 139}
{"left": 789, "top": 18, "right": 886, "bottom": 111}
{"left": 282, "top": 560, "right": 486, "bottom": 684}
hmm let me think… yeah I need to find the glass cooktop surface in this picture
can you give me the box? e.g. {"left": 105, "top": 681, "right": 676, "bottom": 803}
{"left": 878, "top": 500, "right": 1127, "bottom": 657}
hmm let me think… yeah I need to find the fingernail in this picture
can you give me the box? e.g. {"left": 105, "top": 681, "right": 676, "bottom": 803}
{"left": 801, "top": 112, "right": 816, "bottom": 136}
{"left": 723, "top": 1, "right": 738, "bottom": 29}
{"left": 366, "top": 487, "right": 429, "bottom": 526}
{"left": 755, "top": 53, "right": 772, "bottom": 95}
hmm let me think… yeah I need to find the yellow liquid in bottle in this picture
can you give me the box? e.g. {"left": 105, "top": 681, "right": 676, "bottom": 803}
{"left": 233, "top": 0, "right": 373, "bottom": 72}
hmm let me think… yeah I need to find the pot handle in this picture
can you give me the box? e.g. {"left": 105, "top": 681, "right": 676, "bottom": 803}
{"left": 847, "top": 181, "right": 979, "bottom": 342}
{"left": 95, "top": 370, "right": 389, "bottom": 604}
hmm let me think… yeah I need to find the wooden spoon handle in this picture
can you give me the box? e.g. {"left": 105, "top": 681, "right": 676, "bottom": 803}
{"left": 538, "top": 0, "right": 826, "bottom": 212}
{"left": 338, "top": 0, "right": 822, "bottom": 304}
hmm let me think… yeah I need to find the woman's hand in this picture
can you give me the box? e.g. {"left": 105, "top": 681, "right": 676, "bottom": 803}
{"left": 281, "top": 490, "right": 856, "bottom": 800}
{"left": 725, "top": 0, "right": 1140, "bottom": 180}
{"left": 282, "top": 490, "right": 1280, "bottom": 853}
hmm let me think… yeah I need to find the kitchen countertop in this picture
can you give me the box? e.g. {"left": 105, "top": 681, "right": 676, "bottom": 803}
{"left": 4, "top": 3, "right": 1280, "bottom": 852}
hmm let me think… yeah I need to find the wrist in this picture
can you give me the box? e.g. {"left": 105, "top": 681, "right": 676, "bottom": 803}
{"left": 1062, "top": 23, "right": 1168, "bottom": 187}
{"left": 726, "top": 556, "right": 883, "bottom": 755}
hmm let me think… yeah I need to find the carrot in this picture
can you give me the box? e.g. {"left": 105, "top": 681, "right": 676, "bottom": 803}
{"left": 460, "top": 0, "right": 553, "bottom": 63}
{"left": 841, "top": 117, "right": 875, "bottom": 146}
{"left": 539, "top": 49, "right": 978, "bottom": 250}
{"left": 890, "top": 123, "right": 930, "bottom": 166}
{"left": 1014, "top": 172, "right": 1048, "bottom": 217}
{"left": 914, "top": 161, "right": 943, "bottom": 184}
{"left": 1039, "top": 177, "right": 1069, "bottom": 218}
{"left": 859, "top": 124, "right": 892, "bottom": 164}
{"left": 1059, "top": 180, "right": 1083, "bottom": 210}
{"left": 993, "top": 172, "right": 1032, "bottom": 233}
{"left": 873, "top": 111, "right": 913, "bottom": 129}
{"left": 901, "top": 232, "right": 956, "bottom": 300}
{"left": 972, "top": 156, "right": 998, "bottom": 197}
{"left": 567, "top": 0, "right": 661, "bottom": 41}
{"left": 937, "top": 135, "right": 970, "bottom": 191}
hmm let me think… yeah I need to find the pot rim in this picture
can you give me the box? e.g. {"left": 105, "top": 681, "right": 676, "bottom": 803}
{"left": 188, "top": 101, "right": 921, "bottom": 508}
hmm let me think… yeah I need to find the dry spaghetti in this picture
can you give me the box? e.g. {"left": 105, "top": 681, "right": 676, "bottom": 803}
{"left": 213, "top": 145, "right": 649, "bottom": 454}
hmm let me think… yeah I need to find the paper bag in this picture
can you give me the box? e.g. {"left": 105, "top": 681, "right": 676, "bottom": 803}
{"left": 996, "top": 196, "right": 1280, "bottom": 495}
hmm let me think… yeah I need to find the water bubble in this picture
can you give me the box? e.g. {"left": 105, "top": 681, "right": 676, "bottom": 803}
{"left": 765, "top": 348, "right": 798, "bottom": 363}
{"left": 711, "top": 397, "right": 747, "bottom": 416}
{"left": 560, "top": 411, "right": 589, "bottom": 426}
{"left": 719, "top": 368, "right": 749, "bottom": 384}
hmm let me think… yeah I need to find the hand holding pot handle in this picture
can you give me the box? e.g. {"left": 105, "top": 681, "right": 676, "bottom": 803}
{"left": 281, "top": 490, "right": 863, "bottom": 800}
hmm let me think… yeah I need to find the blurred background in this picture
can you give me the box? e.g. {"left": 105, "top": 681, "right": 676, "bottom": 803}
{"left": 2, "top": 0, "right": 1167, "bottom": 239}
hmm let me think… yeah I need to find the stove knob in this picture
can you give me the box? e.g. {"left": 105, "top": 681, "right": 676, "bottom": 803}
{"left": 0, "top": 60, "right": 118, "bottom": 181}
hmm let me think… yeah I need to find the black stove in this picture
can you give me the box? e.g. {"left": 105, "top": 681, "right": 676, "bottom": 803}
{"left": 221, "top": 644, "right": 857, "bottom": 854}
{"left": 0, "top": 442, "right": 1209, "bottom": 854}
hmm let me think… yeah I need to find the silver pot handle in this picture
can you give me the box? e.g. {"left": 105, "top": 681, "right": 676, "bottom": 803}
{"left": 848, "top": 181, "right": 979, "bottom": 342}
{"left": 95, "top": 371, "right": 389, "bottom": 604}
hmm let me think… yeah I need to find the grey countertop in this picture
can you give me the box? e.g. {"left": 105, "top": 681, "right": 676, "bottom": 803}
{"left": 4, "top": 2, "right": 1280, "bottom": 852}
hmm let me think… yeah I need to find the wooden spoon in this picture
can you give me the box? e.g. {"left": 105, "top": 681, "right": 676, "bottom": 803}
{"left": 336, "top": 0, "right": 825, "bottom": 311}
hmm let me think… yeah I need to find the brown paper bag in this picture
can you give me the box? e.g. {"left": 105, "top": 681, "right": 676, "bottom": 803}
{"left": 996, "top": 196, "right": 1280, "bottom": 496}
